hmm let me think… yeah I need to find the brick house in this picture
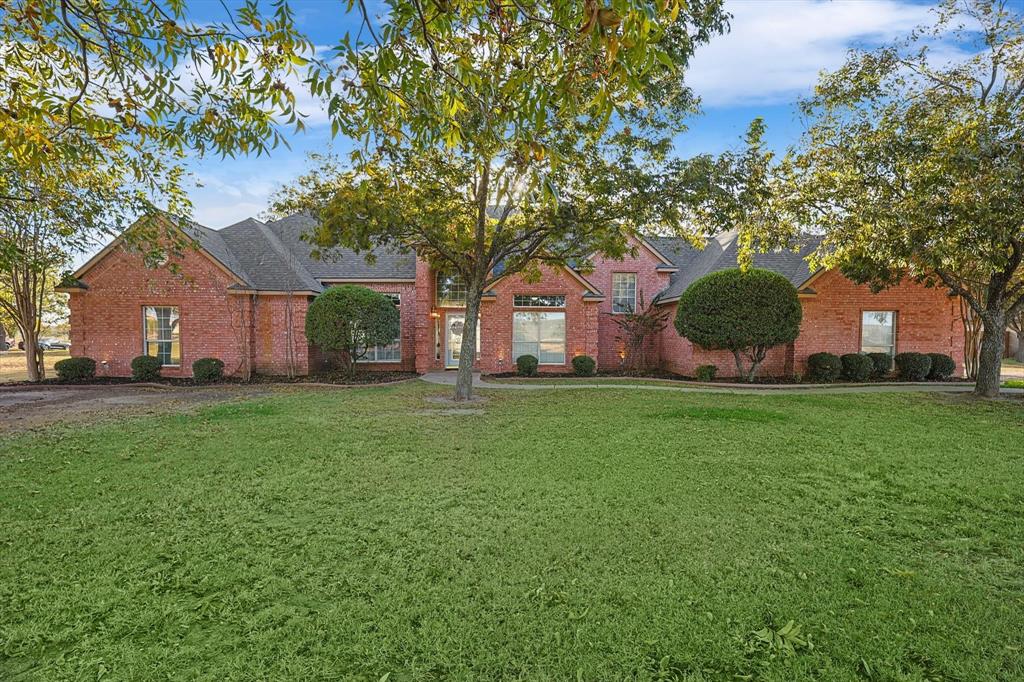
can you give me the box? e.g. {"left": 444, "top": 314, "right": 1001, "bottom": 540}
{"left": 60, "top": 213, "right": 965, "bottom": 378}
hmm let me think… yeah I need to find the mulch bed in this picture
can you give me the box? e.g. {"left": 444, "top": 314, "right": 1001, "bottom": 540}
{"left": 248, "top": 371, "right": 420, "bottom": 385}
{"left": 1, "top": 371, "right": 420, "bottom": 389}
{"left": 486, "top": 370, "right": 973, "bottom": 386}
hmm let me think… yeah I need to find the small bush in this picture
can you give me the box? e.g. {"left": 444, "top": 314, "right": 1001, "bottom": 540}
{"left": 840, "top": 353, "right": 874, "bottom": 382}
{"left": 695, "top": 364, "right": 718, "bottom": 382}
{"left": 192, "top": 357, "right": 225, "bottom": 383}
{"left": 807, "top": 352, "right": 842, "bottom": 383}
{"left": 516, "top": 354, "right": 539, "bottom": 377}
{"left": 571, "top": 355, "right": 596, "bottom": 377}
{"left": 927, "top": 353, "right": 956, "bottom": 381}
{"left": 54, "top": 357, "right": 96, "bottom": 381}
{"left": 867, "top": 352, "right": 893, "bottom": 378}
{"left": 131, "top": 355, "right": 163, "bottom": 381}
{"left": 895, "top": 352, "right": 932, "bottom": 381}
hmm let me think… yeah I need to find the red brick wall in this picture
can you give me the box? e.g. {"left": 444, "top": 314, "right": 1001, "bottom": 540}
{"left": 794, "top": 270, "right": 964, "bottom": 375}
{"left": 588, "top": 238, "right": 673, "bottom": 370}
{"left": 68, "top": 244, "right": 311, "bottom": 378}
{"left": 658, "top": 270, "right": 965, "bottom": 378}
{"left": 414, "top": 259, "right": 600, "bottom": 373}
{"left": 250, "top": 294, "right": 312, "bottom": 376}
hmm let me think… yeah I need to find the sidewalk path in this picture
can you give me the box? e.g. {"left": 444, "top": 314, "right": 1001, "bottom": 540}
{"left": 421, "top": 372, "right": 1024, "bottom": 396}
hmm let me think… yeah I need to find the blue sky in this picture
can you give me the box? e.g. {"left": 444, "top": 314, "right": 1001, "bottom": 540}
{"left": 181, "top": 0, "right": 943, "bottom": 229}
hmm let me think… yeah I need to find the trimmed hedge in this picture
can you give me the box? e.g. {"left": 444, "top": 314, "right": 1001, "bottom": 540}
{"left": 54, "top": 356, "right": 96, "bottom": 381}
{"left": 131, "top": 355, "right": 163, "bottom": 381}
{"left": 674, "top": 268, "right": 802, "bottom": 382}
{"left": 867, "top": 352, "right": 893, "bottom": 378}
{"left": 895, "top": 352, "right": 932, "bottom": 381}
{"left": 840, "top": 353, "right": 874, "bottom": 382}
{"left": 927, "top": 353, "right": 956, "bottom": 381}
{"left": 192, "top": 357, "right": 225, "bottom": 383}
{"left": 571, "top": 354, "right": 596, "bottom": 377}
{"left": 516, "top": 354, "right": 539, "bottom": 377}
{"left": 695, "top": 364, "right": 717, "bottom": 382}
{"left": 807, "top": 352, "right": 842, "bottom": 383}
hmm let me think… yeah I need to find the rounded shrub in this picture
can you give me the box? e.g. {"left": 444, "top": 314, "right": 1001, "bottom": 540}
{"left": 807, "top": 352, "right": 842, "bottom": 383}
{"left": 675, "top": 268, "right": 801, "bottom": 382}
{"left": 695, "top": 364, "right": 718, "bottom": 382}
{"left": 54, "top": 356, "right": 96, "bottom": 381}
{"left": 571, "top": 354, "right": 596, "bottom": 377}
{"left": 516, "top": 354, "right": 539, "bottom": 377}
{"left": 840, "top": 353, "right": 874, "bottom": 382}
{"left": 867, "top": 352, "right": 893, "bottom": 378}
{"left": 131, "top": 355, "right": 163, "bottom": 381}
{"left": 192, "top": 357, "right": 225, "bottom": 384}
{"left": 927, "top": 353, "right": 956, "bottom": 381}
{"left": 305, "top": 285, "right": 401, "bottom": 378}
{"left": 894, "top": 352, "right": 932, "bottom": 381}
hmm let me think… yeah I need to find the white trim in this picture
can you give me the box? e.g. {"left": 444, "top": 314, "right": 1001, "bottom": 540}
{"left": 72, "top": 216, "right": 245, "bottom": 287}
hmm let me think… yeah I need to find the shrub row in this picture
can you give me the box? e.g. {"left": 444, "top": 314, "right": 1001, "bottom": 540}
{"left": 53, "top": 355, "right": 226, "bottom": 383}
{"left": 806, "top": 351, "right": 955, "bottom": 383}
{"left": 515, "top": 354, "right": 598, "bottom": 378}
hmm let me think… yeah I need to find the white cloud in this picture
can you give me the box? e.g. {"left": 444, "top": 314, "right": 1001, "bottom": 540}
{"left": 687, "top": 0, "right": 937, "bottom": 108}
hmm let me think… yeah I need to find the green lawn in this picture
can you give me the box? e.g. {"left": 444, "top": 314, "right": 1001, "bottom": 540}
{"left": 2, "top": 384, "right": 1023, "bottom": 680}
{"left": 0, "top": 349, "right": 70, "bottom": 383}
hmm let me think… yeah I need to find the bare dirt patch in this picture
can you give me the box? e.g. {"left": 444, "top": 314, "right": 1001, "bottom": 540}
{"left": 0, "top": 384, "right": 274, "bottom": 432}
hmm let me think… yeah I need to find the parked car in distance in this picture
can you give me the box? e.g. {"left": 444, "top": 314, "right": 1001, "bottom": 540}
{"left": 17, "top": 338, "right": 71, "bottom": 350}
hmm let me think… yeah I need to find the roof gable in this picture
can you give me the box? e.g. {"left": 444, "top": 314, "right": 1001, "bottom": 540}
{"left": 649, "top": 232, "right": 821, "bottom": 303}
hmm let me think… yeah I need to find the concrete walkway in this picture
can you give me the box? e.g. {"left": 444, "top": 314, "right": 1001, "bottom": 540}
{"left": 420, "top": 371, "right": 1024, "bottom": 396}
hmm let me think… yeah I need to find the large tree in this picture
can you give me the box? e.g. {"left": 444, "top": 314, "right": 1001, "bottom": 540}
{"left": 1, "top": 0, "right": 312, "bottom": 214}
{"left": 291, "top": 0, "right": 728, "bottom": 399}
{"left": 759, "top": 0, "right": 1024, "bottom": 398}
{"left": 0, "top": 157, "right": 143, "bottom": 380}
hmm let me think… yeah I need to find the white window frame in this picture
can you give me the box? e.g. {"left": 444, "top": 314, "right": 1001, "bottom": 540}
{"left": 860, "top": 310, "right": 897, "bottom": 356}
{"left": 436, "top": 272, "right": 467, "bottom": 307}
{"left": 359, "top": 293, "right": 401, "bottom": 363}
{"left": 611, "top": 273, "right": 637, "bottom": 314}
{"left": 142, "top": 305, "right": 181, "bottom": 366}
{"left": 513, "top": 294, "right": 566, "bottom": 308}
{"left": 512, "top": 311, "right": 566, "bottom": 365}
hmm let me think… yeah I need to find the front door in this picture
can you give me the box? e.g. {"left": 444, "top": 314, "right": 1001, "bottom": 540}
{"left": 445, "top": 313, "right": 465, "bottom": 368}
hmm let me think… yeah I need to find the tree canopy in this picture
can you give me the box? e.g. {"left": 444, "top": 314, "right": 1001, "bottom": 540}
{"left": 1, "top": 0, "right": 313, "bottom": 215}
{"left": 285, "top": 0, "right": 729, "bottom": 399}
{"left": 742, "top": 0, "right": 1024, "bottom": 397}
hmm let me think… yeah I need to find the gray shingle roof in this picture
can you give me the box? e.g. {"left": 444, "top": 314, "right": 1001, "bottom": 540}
{"left": 265, "top": 213, "right": 417, "bottom": 281}
{"left": 183, "top": 213, "right": 416, "bottom": 292}
{"left": 647, "top": 232, "right": 821, "bottom": 302}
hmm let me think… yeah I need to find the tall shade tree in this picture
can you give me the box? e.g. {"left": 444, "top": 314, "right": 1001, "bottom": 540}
{"left": 0, "top": 158, "right": 143, "bottom": 380}
{"left": 770, "top": 0, "right": 1024, "bottom": 398}
{"left": 297, "top": 0, "right": 728, "bottom": 399}
{"left": 0, "top": 0, "right": 313, "bottom": 213}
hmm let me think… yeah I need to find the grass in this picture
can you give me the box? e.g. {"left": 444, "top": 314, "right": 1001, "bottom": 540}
{"left": 0, "top": 349, "right": 69, "bottom": 383}
{"left": 1003, "top": 378, "right": 1024, "bottom": 389}
{"left": 488, "top": 374, "right": 693, "bottom": 386}
{"left": 2, "top": 384, "right": 1024, "bottom": 680}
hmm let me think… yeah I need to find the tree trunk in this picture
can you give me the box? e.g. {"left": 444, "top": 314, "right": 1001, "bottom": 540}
{"left": 22, "top": 326, "right": 41, "bottom": 382}
{"left": 454, "top": 284, "right": 482, "bottom": 401}
{"left": 731, "top": 350, "right": 746, "bottom": 382}
{"left": 974, "top": 310, "right": 1006, "bottom": 398}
